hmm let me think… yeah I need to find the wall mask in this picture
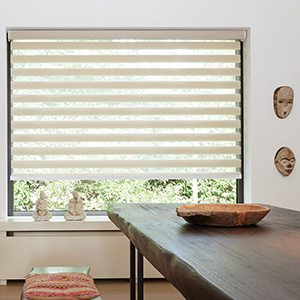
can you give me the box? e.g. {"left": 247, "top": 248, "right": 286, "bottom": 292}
{"left": 273, "top": 86, "right": 294, "bottom": 119}
{"left": 274, "top": 147, "right": 296, "bottom": 176}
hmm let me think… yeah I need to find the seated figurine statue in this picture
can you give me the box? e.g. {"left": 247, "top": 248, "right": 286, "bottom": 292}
{"left": 32, "top": 191, "right": 52, "bottom": 221}
{"left": 64, "top": 191, "right": 86, "bottom": 221}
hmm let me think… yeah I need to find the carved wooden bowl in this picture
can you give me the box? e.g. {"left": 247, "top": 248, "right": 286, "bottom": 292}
{"left": 176, "top": 204, "right": 270, "bottom": 227}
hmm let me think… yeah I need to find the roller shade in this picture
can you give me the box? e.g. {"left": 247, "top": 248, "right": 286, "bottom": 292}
{"left": 9, "top": 30, "right": 243, "bottom": 180}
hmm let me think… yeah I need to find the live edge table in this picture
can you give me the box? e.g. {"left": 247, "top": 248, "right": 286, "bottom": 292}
{"left": 107, "top": 203, "right": 300, "bottom": 300}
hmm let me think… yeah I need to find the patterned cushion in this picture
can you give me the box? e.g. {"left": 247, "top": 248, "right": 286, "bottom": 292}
{"left": 23, "top": 272, "right": 101, "bottom": 300}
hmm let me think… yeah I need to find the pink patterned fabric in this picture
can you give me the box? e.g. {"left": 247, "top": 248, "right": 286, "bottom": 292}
{"left": 23, "top": 272, "right": 100, "bottom": 300}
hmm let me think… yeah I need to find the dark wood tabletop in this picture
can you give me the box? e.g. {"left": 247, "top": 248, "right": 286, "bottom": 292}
{"left": 107, "top": 203, "right": 300, "bottom": 300}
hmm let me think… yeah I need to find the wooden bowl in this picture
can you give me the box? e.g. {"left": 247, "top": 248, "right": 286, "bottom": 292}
{"left": 176, "top": 204, "right": 270, "bottom": 227}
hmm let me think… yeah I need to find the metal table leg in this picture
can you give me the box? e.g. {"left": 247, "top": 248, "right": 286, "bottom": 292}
{"left": 130, "top": 242, "right": 136, "bottom": 300}
{"left": 138, "top": 251, "right": 144, "bottom": 300}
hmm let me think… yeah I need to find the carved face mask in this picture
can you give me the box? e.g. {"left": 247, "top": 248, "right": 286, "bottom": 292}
{"left": 274, "top": 86, "right": 294, "bottom": 119}
{"left": 274, "top": 147, "right": 296, "bottom": 176}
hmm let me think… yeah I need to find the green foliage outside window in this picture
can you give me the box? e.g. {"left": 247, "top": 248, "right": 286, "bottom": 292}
{"left": 13, "top": 179, "right": 236, "bottom": 212}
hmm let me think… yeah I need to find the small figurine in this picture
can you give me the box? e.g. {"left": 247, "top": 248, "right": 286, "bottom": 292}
{"left": 274, "top": 147, "right": 296, "bottom": 176}
{"left": 273, "top": 86, "right": 294, "bottom": 119}
{"left": 32, "top": 191, "right": 52, "bottom": 221}
{"left": 64, "top": 191, "right": 86, "bottom": 221}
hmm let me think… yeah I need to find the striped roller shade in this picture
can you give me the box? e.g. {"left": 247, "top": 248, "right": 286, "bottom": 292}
{"left": 8, "top": 30, "right": 244, "bottom": 180}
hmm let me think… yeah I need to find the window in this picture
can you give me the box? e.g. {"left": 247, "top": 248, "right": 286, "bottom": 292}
{"left": 8, "top": 30, "right": 244, "bottom": 215}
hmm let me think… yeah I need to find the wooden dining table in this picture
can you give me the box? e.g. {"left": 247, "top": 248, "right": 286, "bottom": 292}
{"left": 107, "top": 203, "right": 300, "bottom": 300}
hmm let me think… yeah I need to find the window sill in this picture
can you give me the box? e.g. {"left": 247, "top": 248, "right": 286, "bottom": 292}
{"left": 0, "top": 216, "right": 119, "bottom": 232}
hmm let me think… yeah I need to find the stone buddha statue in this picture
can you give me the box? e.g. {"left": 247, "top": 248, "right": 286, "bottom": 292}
{"left": 64, "top": 191, "right": 86, "bottom": 221}
{"left": 32, "top": 191, "right": 52, "bottom": 221}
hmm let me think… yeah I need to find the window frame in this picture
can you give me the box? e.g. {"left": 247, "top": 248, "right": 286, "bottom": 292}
{"left": 236, "top": 41, "right": 244, "bottom": 204}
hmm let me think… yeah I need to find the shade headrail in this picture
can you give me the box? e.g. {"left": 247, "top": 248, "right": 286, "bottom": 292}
{"left": 8, "top": 29, "right": 246, "bottom": 41}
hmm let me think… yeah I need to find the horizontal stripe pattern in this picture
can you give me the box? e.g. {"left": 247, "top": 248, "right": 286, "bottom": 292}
{"left": 11, "top": 81, "right": 241, "bottom": 90}
{"left": 11, "top": 94, "right": 241, "bottom": 103}
{"left": 12, "top": 41, "right": 241, "bottom": 50}
{"left": 12, "top": 54, "right": 241, "bottom": 64}
{"left": 12, "top": 159, "right": 241, "bottom": 169}
{"left": 11, "top": 133, "right": 241, "bottom": 142}
{"left": 12, "top": 120, "right": 241, "bottom": 129}
{"left": 10, "top": 32, "right": 242, "bottom": 179}
{"left": 11, "top": 67, "right": 241, "bottom": 77}
{"left": 12, "top": 107, "right": 241, "bottom": 116}
{"left": 11, "top": 172, "right": 242, "bottom": 180}
{"left": 12, "top": 146, "right": 241, "bottom": 155}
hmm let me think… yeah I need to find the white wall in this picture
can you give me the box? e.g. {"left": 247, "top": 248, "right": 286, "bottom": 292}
{"left": 1, "top": 0, "right": 300, "bottom": 217}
